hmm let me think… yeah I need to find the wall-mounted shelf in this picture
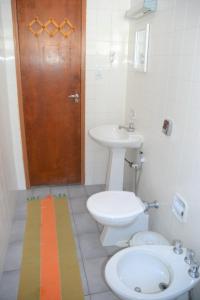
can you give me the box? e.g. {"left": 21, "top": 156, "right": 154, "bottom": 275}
{"left": 125, "top": 0, "right": 157, "bottom": 20}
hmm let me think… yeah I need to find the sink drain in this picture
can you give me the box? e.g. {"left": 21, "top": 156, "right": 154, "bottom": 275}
{"left": 134, "top": 287, "right": 142, "bottom": 293}
{"left": 159, "top": 282, "right": 169, "bottom": 291}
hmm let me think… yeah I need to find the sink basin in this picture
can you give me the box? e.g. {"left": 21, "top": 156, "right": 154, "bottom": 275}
{"left": 89, "top": 124, "right": 143, "bottom": 149}
{"left": 105, "top": 245, "right": 200, "bottom": 300}
{"left": 89, "top": 125, "right": 143, "bottom": 191}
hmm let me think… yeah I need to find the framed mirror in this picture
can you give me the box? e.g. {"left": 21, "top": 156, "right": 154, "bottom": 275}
{"left": 134, "top": 24, "right": 150, "bottom": 72}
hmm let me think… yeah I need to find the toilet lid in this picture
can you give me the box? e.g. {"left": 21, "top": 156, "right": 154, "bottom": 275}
{"left": 87, "top": 191, "right": 145, "bottom": 219}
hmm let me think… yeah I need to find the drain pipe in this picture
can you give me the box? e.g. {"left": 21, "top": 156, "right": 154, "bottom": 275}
{"left": 125, "top": 151, "right": 145, "bottom": 195}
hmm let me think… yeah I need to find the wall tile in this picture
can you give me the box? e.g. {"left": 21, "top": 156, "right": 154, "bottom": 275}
{"left": 85, "top": 1, "right": 130, "bottom": 185}
{"left": 125, "top": 1, "right": 200, "bottom": 297}
{"left": 0, "top": 1, "right": 23, "bottom": 280}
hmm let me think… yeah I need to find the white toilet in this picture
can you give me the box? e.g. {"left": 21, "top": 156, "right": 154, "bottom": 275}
{"left": 87, "top": 191, "right": 149, "bottom": 246}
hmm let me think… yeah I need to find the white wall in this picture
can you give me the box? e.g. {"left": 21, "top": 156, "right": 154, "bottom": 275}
{"left": 125, "top": 0, "right": 200, "bottom": 297}
{"left": 0, "top": 0, "right": 22, "bottom": 279}
{"left": 85, "top": 0, "right": 130, "bottom": 184}
{"left": 0, "top": 0, "right": 26, "bottom": 190}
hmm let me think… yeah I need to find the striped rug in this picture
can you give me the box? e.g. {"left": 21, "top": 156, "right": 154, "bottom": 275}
{"left": 17, "top": 195, "right": 84, "bottom": 300}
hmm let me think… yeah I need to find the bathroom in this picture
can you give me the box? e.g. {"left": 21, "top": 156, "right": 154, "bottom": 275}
{"left": 0, "top": 0, "right": 200, "bottom": 299}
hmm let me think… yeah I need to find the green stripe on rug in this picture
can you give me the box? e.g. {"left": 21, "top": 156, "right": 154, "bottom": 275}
{"left": 17, "top": 200, "right": 41, "bottom": 300}
{"left": 54, "top": 198, "right": 84, "bottom": 300}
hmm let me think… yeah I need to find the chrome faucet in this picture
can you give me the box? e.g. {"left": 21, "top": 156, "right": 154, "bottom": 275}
{"left": 119, "top": 121, "right": 135, "bottom": 132}
{"left": 173, "top": 240, "right": 183, "bottom": 255}
{"left": 188, "top": 261, "right": 200, "bottom": 278}
{"left": 143, "top": 201, "right": 159, "bottom": 212}
{"left": 184, "top": 249, "right": 200, "bottom": 278}
{"left": 185, "top": 249, "right": 195, "bottom": 265}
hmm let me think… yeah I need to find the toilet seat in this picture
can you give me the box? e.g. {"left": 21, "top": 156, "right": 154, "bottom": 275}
{"left": 87, "top": 191, "right": 145, "bottom": 226}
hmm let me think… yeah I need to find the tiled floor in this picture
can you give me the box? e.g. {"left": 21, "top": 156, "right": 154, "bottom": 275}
{"left": 0, "top": 185, "right": 120, "bottom": 300}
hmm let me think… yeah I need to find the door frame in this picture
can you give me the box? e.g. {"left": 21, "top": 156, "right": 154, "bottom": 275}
{"left": 11, "top": 0, "right": 86, "bottom": 188}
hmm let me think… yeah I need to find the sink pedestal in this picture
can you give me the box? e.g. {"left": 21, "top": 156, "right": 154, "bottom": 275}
{"left": 106, "top": 148, "right": 126, "bottom": 191}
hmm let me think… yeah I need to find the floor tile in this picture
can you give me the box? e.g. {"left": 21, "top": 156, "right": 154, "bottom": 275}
{"left": 105, "top": 245, "right": 120, "bottom": 257}
{"left": 3, "top": 241, "right": 23, "bottom": 272}
{"left": 0, "top": 270, "right": 20, "bottom": 300}
{"left": 79, "top": 259, "right": 90, "bottom": 296}
{"left": 9, "top": 220, "right": 26, "bottom": 243}
{"left": 68, "top": 185, "right": 87, "bottom": 198}
{"left": 85, "top": 185, "right": 105, "bottom": 196}
{"left": 73, "top": 213, "right": 99, "bottom": 235}
{"left": 69, "top": 214, "right": 78, "bottom": 236}
{"left": 90, "top": 291, "right": 120, "bottom": 300}
{"left": 74, "top": 235, "right": 82, "bottom": 261}
{"left": 31, "top": 186, "right": 50, "bottom": 198}
{"left": 69, "top": 196, "right": 88, "bottom": 214}
{"left": 23, "top": 189, "right": 33, "bottom": 200}
{"left": 14, "top": 202, "right": 27, "bottom": 221}
{"left": 79, "top": 233, "right": 108, "bottom": 260}
{"left": 15, "top": 191, "right": 27, "bottom": 204}
{"left": 84, "top": 257, "right": 109, "bottom": 294}
{"left": 50, "top": 185, "right": 69, "bottom": 196}
{"left": 1, "top": 185, "right": 116, "bottom": 300}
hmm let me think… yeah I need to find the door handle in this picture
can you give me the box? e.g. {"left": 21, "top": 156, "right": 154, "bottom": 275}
{"left": 68, "top": 93, "right": 80, "bottom": 103}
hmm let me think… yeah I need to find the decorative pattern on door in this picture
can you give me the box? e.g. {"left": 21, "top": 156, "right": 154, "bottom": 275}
{"left": 28, "top": 17, "right": 75, "bottom": 38}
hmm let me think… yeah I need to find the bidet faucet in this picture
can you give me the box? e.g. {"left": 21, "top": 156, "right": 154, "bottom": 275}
{"left": 173, "top": 240, "right": 183, "bottom": 255}
{"left": 185, "top": 249, "right": 195, "bottom": 265}
{"left": 188, "top": 261, "right": 200, "bottom": 278}
{"left": 119, "top": 121, "right": 135, "bottom": 132}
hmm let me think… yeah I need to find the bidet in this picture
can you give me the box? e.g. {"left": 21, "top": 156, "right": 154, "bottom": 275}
{"left": 105, "top": 245, "right": 200, "bottom": 300}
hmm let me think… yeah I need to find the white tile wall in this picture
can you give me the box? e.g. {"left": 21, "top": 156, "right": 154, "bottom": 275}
{"left": 125, "top": 1, "right": 200, "bottom": 297}
{"left": 85, "top": 0, "right": 130, "bottom": 185}
{"left": 0, "top": 0, "right": 25, "bottom": 190}
{"left": 0, "top": 1, "right": 22, "bottom": 280}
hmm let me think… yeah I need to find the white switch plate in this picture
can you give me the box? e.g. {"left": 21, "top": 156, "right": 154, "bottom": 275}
{"left": 172, "top": 193, "right": 188, "bottom": 223}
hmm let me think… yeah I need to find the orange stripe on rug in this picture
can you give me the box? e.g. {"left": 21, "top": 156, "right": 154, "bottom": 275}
{"left": 40, "top": 196, "right": 61, "bottom": 300}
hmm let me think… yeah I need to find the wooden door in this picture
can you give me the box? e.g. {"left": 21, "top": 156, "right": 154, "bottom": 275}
{"left": 14, "top": 0, "right": 85, "bottom": 186}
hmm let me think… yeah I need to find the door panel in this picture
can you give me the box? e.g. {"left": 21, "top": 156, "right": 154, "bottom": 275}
{"left": 16, "top": 0, "right": 84, "bottom": 185}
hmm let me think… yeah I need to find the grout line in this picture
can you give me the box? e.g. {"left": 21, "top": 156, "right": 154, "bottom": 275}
{"left": 87, "top": 289, "right": 120, "bottom": 299}
{"left": 68, "top": 202, "right": 91, "bottom": 296}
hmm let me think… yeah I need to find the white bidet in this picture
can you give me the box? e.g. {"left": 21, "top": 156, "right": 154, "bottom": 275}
{"left": 105, "top": 245, "right": 200, "bottom": 300}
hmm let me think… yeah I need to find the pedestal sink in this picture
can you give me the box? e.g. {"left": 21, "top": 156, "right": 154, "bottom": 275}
{"left": 89, "top": 124, "right": 143, "bottom": 190}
